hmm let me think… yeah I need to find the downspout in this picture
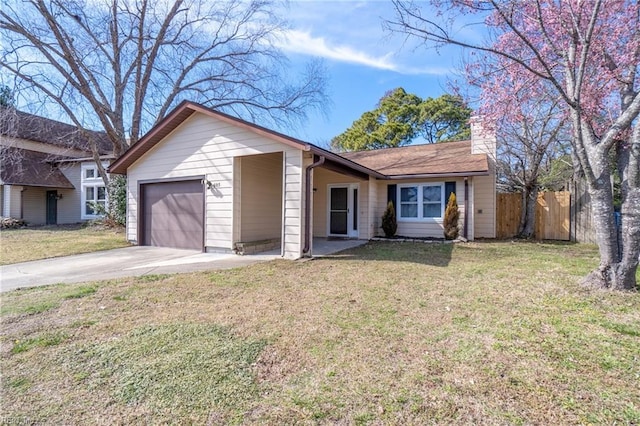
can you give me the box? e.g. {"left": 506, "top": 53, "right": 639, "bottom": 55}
{"left": 464, "top": 177, "right": 469, "bottom": 239}
{"left": 303, "top": 155, "right": 325, "bottom": 255}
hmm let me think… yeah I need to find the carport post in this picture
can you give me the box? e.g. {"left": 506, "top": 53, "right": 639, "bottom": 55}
{"left": 302, "top": 155, "right": 325, "bottom": 255}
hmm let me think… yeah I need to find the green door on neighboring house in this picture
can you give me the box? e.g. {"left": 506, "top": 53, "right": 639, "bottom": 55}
{"left": 46, "top": 190, "right": 57, "bottom": 225}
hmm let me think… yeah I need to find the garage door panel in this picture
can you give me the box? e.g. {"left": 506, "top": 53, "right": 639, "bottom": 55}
{"left": 142, "top": 180, "right": 204, "bottom": 250}
{"left": 149, "top": 230, "right": 203, "bottom": 248}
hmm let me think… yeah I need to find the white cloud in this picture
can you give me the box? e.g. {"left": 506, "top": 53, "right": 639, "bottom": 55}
{"left": 276, "top": 29, "right": 450, "bottom": 76}
{"left": 276, "top": 29, "right": 396, "bottom": 70}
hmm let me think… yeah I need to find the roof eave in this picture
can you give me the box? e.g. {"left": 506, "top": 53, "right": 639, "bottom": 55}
{"left": 309, "top": 145, "right": 386, "bottom": 179}
{"left": 385, "top": 170, "right": 490, "bottom": 180}
{"left": 108, "top": 102, "right": 196, "bottom": 174}
{"left": 55, "top": 155, "right": 115, "bottom": 164}
{"left": 3, "top": 181, "right": 76, "bottom": 189}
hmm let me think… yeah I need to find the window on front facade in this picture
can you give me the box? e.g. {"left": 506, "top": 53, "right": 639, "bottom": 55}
{"left": 398, "top": 183, "right": 444, "bottom": 220}
{"left": 400, "top": 186, "right": 418, "bottom": 218}
{"left": 422, "top": 185, "right": 442, "bottom": 218}
{"left": 85, "top": 185, "right": 107, "bottom": 215}
{"left": 81, "top": 163, "right": 108, "bottom": 219}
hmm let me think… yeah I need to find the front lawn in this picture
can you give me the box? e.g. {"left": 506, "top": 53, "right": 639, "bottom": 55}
{"left": 1, "top": 241, "right": 639, "bottom": 424}
{"left": 0, "top": 224, "right": 128, "bottom": 265}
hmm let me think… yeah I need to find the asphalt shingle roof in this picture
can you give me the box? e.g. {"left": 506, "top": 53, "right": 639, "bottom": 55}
{"left": 0, "top": 107, "right": 112, "bottom": 155}
{"left": 0, "top": 147, "right": 75, "bottom": 189}
{"left": 341, "top": 140, "right": 489, "bottom": 177}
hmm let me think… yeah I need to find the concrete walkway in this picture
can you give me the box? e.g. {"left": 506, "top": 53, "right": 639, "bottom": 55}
{"left": 0, "top": 246, "right": 278, "bottom": 292}
{"left": 0, "top": 239, "right": 368, "bottom": 292}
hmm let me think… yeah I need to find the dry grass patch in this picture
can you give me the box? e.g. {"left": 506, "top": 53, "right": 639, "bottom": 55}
{"left": 0, "top": 224, "right": 128, "bottom": 265}
{"left": 1, "top": 241, "right": 639, "bottom": 424}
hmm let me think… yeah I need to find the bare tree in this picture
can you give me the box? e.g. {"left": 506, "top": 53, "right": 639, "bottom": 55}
{"left": 388, "top": 0, "right": 640, "bottom": 290}
{"left": 495, "top": 96, "right": 572, "bottom": 238}
{"left": 1, "top": 0, "right": 328, "bottom": 184}
{"left": 463, "top": 59, "right": 573, "bottom": 238}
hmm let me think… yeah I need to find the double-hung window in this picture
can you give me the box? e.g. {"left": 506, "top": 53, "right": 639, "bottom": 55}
{"left": 81, "top": 163, "right": 108, "bottom": 219}
{"left": 422, "top": 185, "right": 442, "bottom": 218}
{"left": 399, "top": 186, "right": 418, "bottom": 218}
{"left": 398, "top": 183, "right": 444, "bottom": 220}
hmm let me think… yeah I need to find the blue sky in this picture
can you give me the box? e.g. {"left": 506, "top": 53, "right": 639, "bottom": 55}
{"left": 4, "top": 0, "right": 479, "bottom": 145}
{"left": 277, "top": 1, "right": 471, "bottom": 147}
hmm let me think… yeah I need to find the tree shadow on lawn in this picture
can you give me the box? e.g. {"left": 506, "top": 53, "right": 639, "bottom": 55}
{"left": 318, "top": 240, "right": 455, "bottom": 267}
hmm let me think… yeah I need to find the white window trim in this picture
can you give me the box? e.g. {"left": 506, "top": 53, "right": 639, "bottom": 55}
{"left": 81, "top": 162, "right": 109, "bottom": 220}
{"left": 397, "top": 182, "right": 445, "bottom": 222}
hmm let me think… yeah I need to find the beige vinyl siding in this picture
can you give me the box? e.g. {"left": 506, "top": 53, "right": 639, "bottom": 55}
{"left": 375, "top": 178, "right": 468, "bottom": 239}
{"left": 126, "top": 112, "right": 304, "bottom": 257}
{"left": 282, "top": 151, "right": 304, "bottom": 258}
{"left": 238, "top": 152, "right": 283, "bottom": 242}
{"left": 472, "top": 173, "right": 496, "bottom": 238}
{"left": 2, "top": 185, "right": 22, "bottom": 218}
{"left": 22, "top": 185, "right": 79, "bottom": 225}
{"left": 366, "top": 177, "right": 378, "bottom": 239}
{"left": 22, "top": 187, "right": 46, "bottom": 224}
{"left": 58, "top": 163, "right": 82, "bottom": 223}
{"left": 470, "top": 119, "right": 497, "bottom": 239}
{"left": 311, "top": 167, "right": 368, "bottom": 238}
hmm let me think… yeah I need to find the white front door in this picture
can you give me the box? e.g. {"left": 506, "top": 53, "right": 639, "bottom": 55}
{"left": 328, "top": 184, "right": 359, "bottom": 237}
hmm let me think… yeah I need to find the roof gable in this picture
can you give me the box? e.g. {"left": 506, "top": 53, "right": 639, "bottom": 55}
{"left": 109, "top": 101, "right": 314, "bottom": 174}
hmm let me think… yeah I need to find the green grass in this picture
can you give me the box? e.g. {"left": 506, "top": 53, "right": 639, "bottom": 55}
{"left": 1, "top": 241, "right": 639, "bottom": 424}
{"left": 74, "top": 324, "right": 266, "bottom": 421}
{"left": 0, "top": 286, "right": 62, "bottom": 316}
{"left": 10, "top": 332, "right": 68, "bottom": 354}
{"left": 62, "top": 285, "right": 97, "bottom": 299}
{"left": 0, "top": 282, "right": 101, "bottom": 316}
{"left": 0, "top": 223, "right": 128, "bottom": 265}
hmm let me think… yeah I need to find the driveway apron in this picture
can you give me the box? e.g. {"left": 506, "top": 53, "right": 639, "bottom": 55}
{"left": 0, "top": 246, "right": 278, "bottom": 292}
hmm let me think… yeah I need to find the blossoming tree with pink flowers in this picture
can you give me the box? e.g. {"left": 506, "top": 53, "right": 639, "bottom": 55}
{"left": 389, "top": 0, "right": 640, "bottom": 290}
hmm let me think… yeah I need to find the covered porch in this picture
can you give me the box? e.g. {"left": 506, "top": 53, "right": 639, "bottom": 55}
{"left": 254, "top": 237, "right": 368, "bottom": 257}
{"left": 302, "top": 154, "right": 384, "bottom": 257}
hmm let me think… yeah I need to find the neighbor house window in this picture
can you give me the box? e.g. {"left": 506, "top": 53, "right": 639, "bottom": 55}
{"left": 81, "top": 163, "right": 108, "bottom": 219}
{"left": 85, "top": 185, "right": 107, "bottom": 215}
{"left": 398, "top": 183, "right": 444, "bottom": 220}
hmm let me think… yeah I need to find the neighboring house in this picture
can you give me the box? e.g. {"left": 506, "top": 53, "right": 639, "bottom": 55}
{"left": 109, "top": 101, "right": 496, "bottom": 258}
{"left": 0, "top": 108, "right": 113, "bottom": 225}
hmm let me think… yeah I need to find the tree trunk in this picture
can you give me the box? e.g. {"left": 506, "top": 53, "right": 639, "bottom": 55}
{"left": 614, "top": 129, "right": 640, "bottom": 290}
{"left": 582, "top": 184, "right": 638, "bottom": 291}
{"left": 615, "top": 185, "right": 640, "bottom": 290}
{"left": 518, "top": 186, "right": 537, "bottom": 238}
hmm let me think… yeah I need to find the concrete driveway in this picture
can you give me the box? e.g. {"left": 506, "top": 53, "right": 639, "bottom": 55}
{"left": 0, "top": 246, "right": 278, "bottom": 292}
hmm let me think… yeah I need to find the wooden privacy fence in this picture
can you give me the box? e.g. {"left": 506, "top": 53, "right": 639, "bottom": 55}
{"left": 536, "top": 191, "right": 570, "bottom": 240}
{"left": 496, "top": 191, "right": 571, "bottom": 240}
{"left": 496, "top": 193, "right": 522, "bottom": 239}
{"left": 570, "top": 180, "right": 596, "bottom": 243}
